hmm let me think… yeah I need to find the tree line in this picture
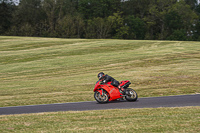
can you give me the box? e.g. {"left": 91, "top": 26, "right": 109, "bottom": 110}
{"left": 1, "top": 0, "right": 200, "bottom": 40}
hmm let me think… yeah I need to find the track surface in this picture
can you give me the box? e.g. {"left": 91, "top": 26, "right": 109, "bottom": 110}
{"left": 0, "top": 94, "right": 200, "bottom": 115}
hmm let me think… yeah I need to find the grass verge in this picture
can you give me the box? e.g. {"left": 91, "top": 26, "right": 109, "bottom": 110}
{"left": 0, "top": 107, "right": 199, "bottom": 133}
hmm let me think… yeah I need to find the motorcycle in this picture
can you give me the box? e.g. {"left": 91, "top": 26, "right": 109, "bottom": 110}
{"left": 93, "top": 80, "right": 138, "bottom": 103}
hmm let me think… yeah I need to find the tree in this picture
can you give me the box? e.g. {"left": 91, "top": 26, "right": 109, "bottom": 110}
{"left": 56, "top": 13, "right": 84, "bottom": 38}
{"left": 42, "top": 0, "right": 58, "bottom": 35}
{"left": 107, "top": 12, "right": 129, "bottom": 39}
{"left": 8, "top": 0, "right": 45, "bottom": 36}
{"left": 0, "top": 0, "right": 199, "bottom": 40}
{"left": 184, "top": 0, "right": 197, "bottom": 9}
{"left": 125, "top": 15, "right": 146, "bottom": 39}
{"left": 164, "top": 10, "right": 183, "bottom": 39}
{"left": 192, "top": 4, "right": 200, "bottom": 40}
{"left": 144, "top": 0, "right": 177, "bottom": 40}
{"left": 85, "top": 17, "right": 112, "bottom": 38}
{"left": 41, "top": 0, "right": 79, "bottom": 37}
{"left": 171, "top": 1, "right": 198, "bottom": 37}
{"left": 0, "top": 0, "right": 15, "bottom": 34}
{"left": 15, "top": 0, "right": 45, "bottom": 25}
{"left": 167, "top": 29, "right": 187, "bottom": 41}
{"left": 78, "top": 0, "right": 121, "bottom": 19}
{"left": 121, "top": 0, "right": 150, "bottom": 18}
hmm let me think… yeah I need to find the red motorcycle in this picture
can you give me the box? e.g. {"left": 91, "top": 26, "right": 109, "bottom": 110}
{"left": 93, "top": 80, "right": 138, "bottom": 103}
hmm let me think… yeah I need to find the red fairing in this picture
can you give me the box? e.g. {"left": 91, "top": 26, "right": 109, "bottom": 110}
{"left": 119, "top": 80, "right": 130, "bottom": 87}
{"left": 93, "top": 80, "right": 124, "bottom": 101}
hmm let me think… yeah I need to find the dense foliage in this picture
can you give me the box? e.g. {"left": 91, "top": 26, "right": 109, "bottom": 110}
{"left": 1, "top": 0, "right": 200, "bottom": 40}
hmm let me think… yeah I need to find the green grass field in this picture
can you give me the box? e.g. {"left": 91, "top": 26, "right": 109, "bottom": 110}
{"left": 0, "top": 107, "right": 200, "bottom": 133}
{"left": 0, "top": 36, "right": 200, "bottom": 107}
{"left": 0, "top": 36, "right": 200, "bottom": 132}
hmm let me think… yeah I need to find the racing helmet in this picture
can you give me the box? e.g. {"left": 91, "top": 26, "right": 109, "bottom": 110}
{"left": 97, "top": 72, "right": 104, "bottom": 79}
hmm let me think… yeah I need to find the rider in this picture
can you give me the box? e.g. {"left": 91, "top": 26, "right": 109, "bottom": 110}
{"left": 97, "top": 72, "right": 125, "bottom": 94}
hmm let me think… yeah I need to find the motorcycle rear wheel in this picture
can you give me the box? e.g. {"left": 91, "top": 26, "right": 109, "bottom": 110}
{"left": 125, "top": 88, "right": 138, "bottom": 101}
{"left": 94, "top": 90, "right": 109, "bottom": 103}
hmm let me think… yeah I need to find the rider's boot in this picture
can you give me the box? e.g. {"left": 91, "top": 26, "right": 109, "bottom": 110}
{"left": 118, "top": 86, "right": 126, "bottom": 94}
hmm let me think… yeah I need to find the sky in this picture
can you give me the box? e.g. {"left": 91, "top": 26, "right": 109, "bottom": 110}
{"left": 12, "top": 0, "right": 19, "bottom": 5}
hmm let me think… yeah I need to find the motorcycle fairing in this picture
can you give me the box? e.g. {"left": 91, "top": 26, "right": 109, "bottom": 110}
{"left": 94, "top": 81, "right": 122, "bottom": 101}
{"left": 120, "top": 80, "right": 131, "bottom": 88}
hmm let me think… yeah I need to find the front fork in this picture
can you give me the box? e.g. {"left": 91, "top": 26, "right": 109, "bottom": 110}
{"left": 101, "top": 88, "right": 104, "bottom": 96}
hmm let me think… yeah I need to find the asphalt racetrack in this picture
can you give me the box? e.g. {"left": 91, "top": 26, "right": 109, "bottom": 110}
{"left": 0, "top": 94, "right": 200, "bottom": 115}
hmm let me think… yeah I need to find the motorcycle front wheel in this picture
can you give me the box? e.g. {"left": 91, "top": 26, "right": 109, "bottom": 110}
{"left": 125, "top": 88, "right": 138, "bottom": 101}
{"left": 94, "top": 90, "right": 109, "bottom": 103}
